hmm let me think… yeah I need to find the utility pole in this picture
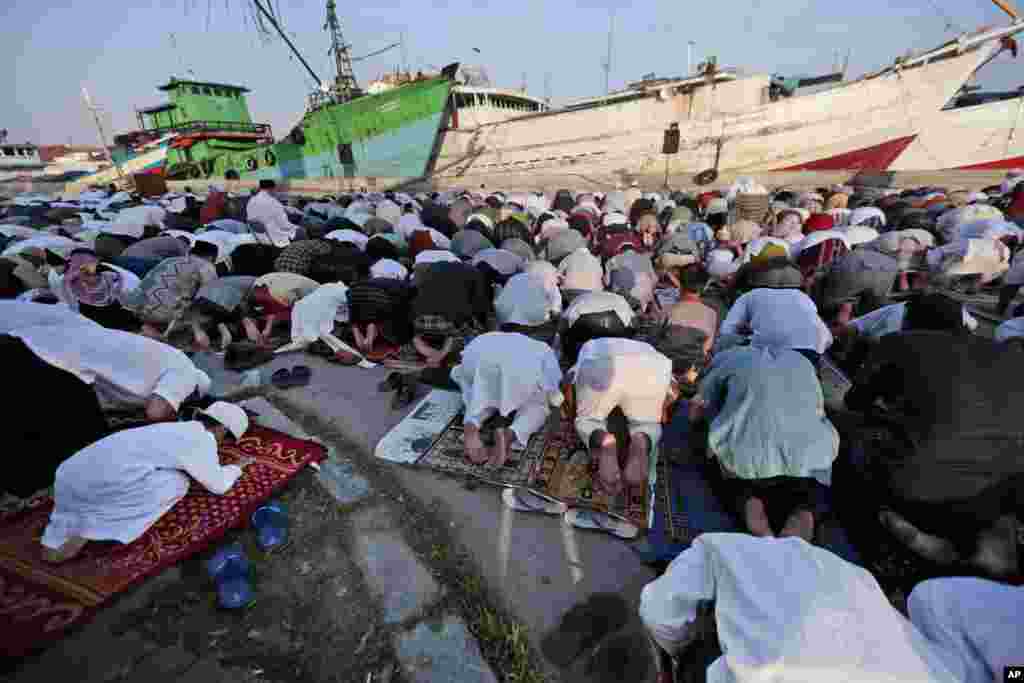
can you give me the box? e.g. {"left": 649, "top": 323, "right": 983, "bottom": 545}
{"left": 400, "top": 30, "right": 409, "bottom": 74}
{"left": 521, "top": 71, "right": 528, "bottom": 94}
{"left": 82, "top": 86, "right": 123, "bottom": 182}
{"left": 324, "top": 0, "right": 360, "bottom": 101}
{"left": 688, "top": 41, "right": 696, "bottom": 75}
{"left": 544, "top": 72, "right": 552, "bottom": 105}
{"left": 602, "top": 9, "right": 615, "bottom": 95}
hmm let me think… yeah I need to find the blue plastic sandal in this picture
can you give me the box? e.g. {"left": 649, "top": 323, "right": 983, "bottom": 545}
{"left": 251, "top": 501, "right": 289, "bottom": 552}
{"left": 206, "top": 543, "right": 254, "bottom": 609}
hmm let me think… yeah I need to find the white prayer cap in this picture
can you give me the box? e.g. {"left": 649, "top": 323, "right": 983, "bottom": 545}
{"left": 195, "top": 369, "right": 212, "bottom": 397}
{"left": 603, "top": 212, "right": 628, "bottom": 227}
{"left": 201, "top": 401, "right": 249, "bottom": 440}
{"left": 370, "top": 258, "right": 409, "bottom": 280}
{"left": 167, "top": 197, "right": 188, "bottom": 214}
{"left": 415, "top": 249, "right": 460, "bottom": 266}
{"left": 706, "top": 248, "right": 739, "bottom": 280}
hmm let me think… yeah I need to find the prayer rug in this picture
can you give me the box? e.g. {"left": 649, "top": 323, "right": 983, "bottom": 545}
{"left": 525, "top": 413, "right": 654, "bottom": 532}
{"left": 0, "top": 425, "right": 326, "bottom": 657}
{"left": 413, "top": 414, "right": 549, "bottom": 488}
{"left": 818, "top": 354, "right": 852, "bottom": 411}
{"left": 375, "top": 389, "right": 548, "bottom": 487}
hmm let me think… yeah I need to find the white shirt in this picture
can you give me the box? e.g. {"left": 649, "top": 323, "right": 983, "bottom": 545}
{"left": 324, "top": 229, "right": 369, "bottom": 250}
{"left": 13, "top": 324, "right": 209, "bottom": 411}
{"left": 42, "top": 422, "right": 242, "bottom": 548}
{"left": 289, "top": 282, "right": 350, "bottom": 344}
{"left": 850, "top": 302, "right": 978, "bottom": 339}
{"left": 451, "top": 332, "right": 562, "bottom": 420}
{"left": 558, "top": 248, "right": 604, "bottom": 291}
{"left": 0, "top": 300, "right": 99, "bottom": 334}
{"left": 640, "top": 534, "right": 964, "bottom": 682}
{"left": 246, "top": 191, "right": 298, "bottom": 247}
{"left": 109, "top": 205, "right": 167, "bottom": 238}
{"left": 193, "top": 230, "right": 256, "bottom": 263}
{"left": 562, "top": 290, "right": 635, "bottom": 328}
{"left": 721, "top": 288, "right": 833, "bottom": 353}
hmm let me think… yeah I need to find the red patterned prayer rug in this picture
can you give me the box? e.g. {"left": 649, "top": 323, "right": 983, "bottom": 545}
{"left": 0, "top": 425, "right": 326, "bottom": 657}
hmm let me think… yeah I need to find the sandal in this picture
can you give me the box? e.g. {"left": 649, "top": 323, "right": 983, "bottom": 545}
{"left": 377, "top": 372, "right": 403, "bottom": 393}
{"left": 206, "top": 543, "right": 255, "bottom": 609}
{"left": 392, "top": 379, "right": 417, "bottom": 410}
{"left": 502, "top": 488, "right": 568, "bottom": 515}
{"left": 251, "top": 501, "right": 290, "bottom": 553}
{"left": 592, "top": 448, "right": 624, "bottom": 497}
{"left": 564, "top": 508, "right": 640, "bottom": 540}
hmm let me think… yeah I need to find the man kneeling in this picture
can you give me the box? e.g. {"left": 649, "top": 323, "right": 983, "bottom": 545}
{"left": 570, "top": 338, "right": 673, "bottom": 495}
{"left": 41, "top": 402, "right": 251, "bottom": 564}
{"left": 451, "top": 332, "right": 563, "bottom": 467}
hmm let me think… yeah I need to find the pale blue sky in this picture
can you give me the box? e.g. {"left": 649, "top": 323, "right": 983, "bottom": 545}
{"left": 4, "top": 0, "right": 1021, "bottom": 145}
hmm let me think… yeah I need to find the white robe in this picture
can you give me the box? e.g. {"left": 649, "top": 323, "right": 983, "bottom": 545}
{"left": 451, "top": 332, "right": 562, "bottom": 444}
{"left": 908, "top": 577, "right": 1024, "bottom": 683}
{"left": 289, "top": 282, "right": 349, "bottom": 345}
{"left": 246, "top": 191, "right": 298, "bottom": 247}
{"left": 720, "top": 288, "right": 833, "bottom": 353}
{"left": 13, "top": 324, "right": 210, "bottom": 411}
{"left": 41, "top": 422, "right": 242, "bottom": 548}
{"left": 0, "top": 300, "right": 99, "bottom": 335}
{"left": 640, "top": 533, "right": 965, "bottom": 683}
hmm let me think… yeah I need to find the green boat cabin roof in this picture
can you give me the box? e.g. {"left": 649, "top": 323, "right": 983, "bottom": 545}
{"left": 158, "top": 79, "right": 250, "bottom": 94}
{"left": 137, "top": 103, "right": 177, "bottom": 114}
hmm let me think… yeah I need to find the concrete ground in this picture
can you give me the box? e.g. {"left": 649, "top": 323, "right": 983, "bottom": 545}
{"left": 3, "top": 350, "right": 659, "bottom": 683}
{"left": 260, "top": 351, "right": 661, "bottom": 682}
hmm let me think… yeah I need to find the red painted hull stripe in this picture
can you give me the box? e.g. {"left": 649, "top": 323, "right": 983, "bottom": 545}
{"left": 772, "top": 135, "right": 918, "bottom": 172}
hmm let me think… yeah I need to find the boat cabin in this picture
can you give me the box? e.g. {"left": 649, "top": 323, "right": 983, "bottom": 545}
{"left": 0, "top": 143, "right": 43, "bottom": 169}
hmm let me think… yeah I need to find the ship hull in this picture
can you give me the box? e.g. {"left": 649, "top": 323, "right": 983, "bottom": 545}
{"left": 168, "top": 77, "right": 453, "bottom": 183}
{"left": 65, "top": 146, "right": 168, "bottom": 192}
{"left": 432, "top": 38, "right": 1005, "bottom": 181}
{"left": 889, "top": 96, "right": 1024, "bottom": 171}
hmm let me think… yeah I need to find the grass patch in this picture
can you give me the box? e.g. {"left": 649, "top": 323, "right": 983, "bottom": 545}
{"left": 474, "top": 607, "right": 547, "bottom": 683}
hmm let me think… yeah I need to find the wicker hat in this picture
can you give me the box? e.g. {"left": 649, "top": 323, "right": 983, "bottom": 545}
{"left": 735, "top": 193, "right": 771, "bottom": 222}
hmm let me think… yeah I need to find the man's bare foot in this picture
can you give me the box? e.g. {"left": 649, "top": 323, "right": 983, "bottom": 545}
{"left": 217, "top": 323, "right": 233, "bottom": 351}
{"left": 140, "top": 323, "right": 162, "bottom": 339}
{"left": 971, "top": 515, "right": 1018, "bottom": 578}
{"left": 592, "top": 431, "right": 622, "bottom": 496}
{"left": 242, "top": 318, "right": 262, "bottom": 344}
{"left": 744, "top": 497, "right": 774, "bottom": 537}
{"left": 879, "top": 509, "right": 960, "bottom": 565}
{"left": 260, "top": 315, "right": 276, "bottom": 343}
{"left": 622, "top": 433, "right": 650, "bottom": 488}
{"left": 464, "top": 424, "right": 489, "bottom": 465}
{"left": 780, "top": 509, "right": 815, "bottom": 542}
{"left": 40, "top": 536, "right": 88, "bottom": 564}
{"left": 489, "top": 428, "right": 513, "bottom": 468}
{"left": 192, "top": 324, "right": 212, "bottom": 351}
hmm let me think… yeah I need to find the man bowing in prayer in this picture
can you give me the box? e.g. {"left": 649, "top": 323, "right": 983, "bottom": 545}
{"left": 41, "top": 402, "right": 251, "bottom": 564}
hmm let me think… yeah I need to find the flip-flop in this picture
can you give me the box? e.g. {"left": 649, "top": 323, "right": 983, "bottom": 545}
{"left": 206, "top": 543, "right": 255, "bottom": 609}
{"left": 502, "top": 488, "right": 568, "bottom": 515}
{"left": 251, "top": 502, "right": 290, "bottom": 553}
{"left": 377, "top": 372, "right": 402, "bottom": 393}
{"left": 288, "top": 365, "right": 311, "bottom": 387}
{"left": 271, "top": 368, "right": 292, "bottom": 389}
{"left": 332, "top": 350, "right": 362, "bottom": 366}
{"left": 564, "top": 508, "right": 640, "bottom": 539}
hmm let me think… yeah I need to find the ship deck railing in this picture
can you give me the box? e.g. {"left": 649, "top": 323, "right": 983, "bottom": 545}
{"left": 114, "top": 121, "right": 274, "bottom": 146}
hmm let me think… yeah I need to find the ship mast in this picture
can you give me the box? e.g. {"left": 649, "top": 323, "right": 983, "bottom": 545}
{"left": 325, "top": 0, "right": 361, "bottom": 102}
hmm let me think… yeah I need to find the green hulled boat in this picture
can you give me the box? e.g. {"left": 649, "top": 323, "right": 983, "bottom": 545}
{"left": 110, "top": 0, "right": 458, "bottom": 186}
{"left": 161, "top": 71, "right": 455, "bottom": 182}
